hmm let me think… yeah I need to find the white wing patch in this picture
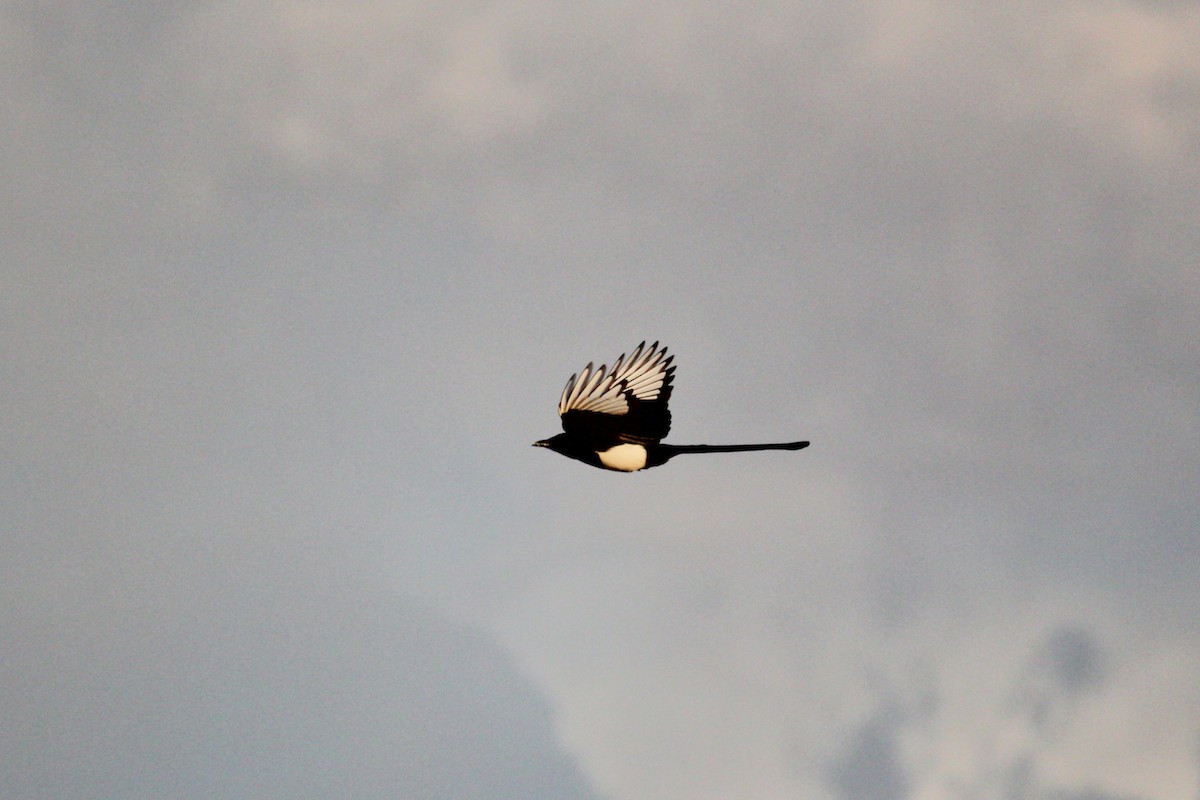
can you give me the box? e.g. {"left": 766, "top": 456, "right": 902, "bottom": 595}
{"left": 558, "top": 341, "right": 673, "bottom": 417}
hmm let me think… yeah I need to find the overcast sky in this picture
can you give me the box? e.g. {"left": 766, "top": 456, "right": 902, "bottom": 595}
{"left": 4, "top": 2, "right": 1199, "bottom": 799}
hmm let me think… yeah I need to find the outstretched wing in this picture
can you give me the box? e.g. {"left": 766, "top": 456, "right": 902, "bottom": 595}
{"left": 557, "top": 341, "right": 674, "bottom": 416}
{"left": 558, "top": 341, "right": 675, "bottom": 444}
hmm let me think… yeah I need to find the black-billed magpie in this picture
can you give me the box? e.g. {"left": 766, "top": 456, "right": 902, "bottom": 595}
{"left": 533, "top": 341, "right": 809, "bottom": 471}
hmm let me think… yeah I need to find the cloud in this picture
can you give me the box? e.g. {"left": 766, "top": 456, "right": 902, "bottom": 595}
{"left": 500, "top": 569, "right": 1200, "bottom": 800}
{"left": 894, "top": 603, "right": 1198, "bottom": 800}
{"left": 5, "top": 2, "right": 1200, "bottom": 800}
{"left": 827, "top": 703, "right": 912, "bottom": 800}
{"left": 1, "top": 580, "right": 599, "bottom": 799}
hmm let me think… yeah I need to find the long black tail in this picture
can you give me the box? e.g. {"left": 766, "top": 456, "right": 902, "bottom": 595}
{"left": 657, "top": 441, "right": 809, "bottom": 463}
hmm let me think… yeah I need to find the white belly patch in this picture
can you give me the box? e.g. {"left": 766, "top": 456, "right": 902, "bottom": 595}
{"left": 597, "top": 443, "right": 648, "bottom": 472}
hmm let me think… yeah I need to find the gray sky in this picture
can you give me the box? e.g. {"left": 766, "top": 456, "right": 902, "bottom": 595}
{"left": 4, "top": 2, "right": 1199, "bottom": 799}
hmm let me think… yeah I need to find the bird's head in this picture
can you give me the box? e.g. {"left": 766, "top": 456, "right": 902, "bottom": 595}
{"left": 531, "top": 433, "right": 569, "bottom": 453}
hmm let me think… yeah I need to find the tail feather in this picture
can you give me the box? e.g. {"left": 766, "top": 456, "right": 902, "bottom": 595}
{"left": 664, "top": 441, "right": 809, "bottom": 455}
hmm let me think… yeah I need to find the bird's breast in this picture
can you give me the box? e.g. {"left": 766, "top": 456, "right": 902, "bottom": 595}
{"left": 596, "top": 443, "right": 648, "bottom": 472}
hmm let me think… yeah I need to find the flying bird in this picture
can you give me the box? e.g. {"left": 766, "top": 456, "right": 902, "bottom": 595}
{"left": 533, "top": 341, "right": 809, "bottom": 471}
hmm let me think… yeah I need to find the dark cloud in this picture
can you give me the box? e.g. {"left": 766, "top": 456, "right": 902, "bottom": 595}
{"left": 1038, "top": 626, "right": 1107, "bottom": 696}
{"left": 1006, "top": 625, "right": 1109, "bottom": 738}
{"left": 1, "top": 589, "right": 598, "bottom": 800}
{"left": 826, "top": 706, "right": 910, "bottom": 800}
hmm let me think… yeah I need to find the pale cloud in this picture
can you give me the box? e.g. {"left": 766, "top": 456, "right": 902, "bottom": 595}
{"left": 1046, "top": 2, "right": 1200, "bottom": 159}
{"left": 166, "top": 1, "right": 551, "bottom": 178}
{"left": 897, "top": 596, "right": 1200, "bottom": 800}
{"left": 502, "top": 579, "right": 1198, "bottom": 800}
{"left": 425, "top": 7, "right": 547, "bottom": 143}
{"left": 861, "top": 1, "right": 1200, "bottom": 162}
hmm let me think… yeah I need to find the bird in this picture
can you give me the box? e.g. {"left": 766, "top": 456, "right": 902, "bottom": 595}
{"left": 533, "top": 341, "right": 809, "bottom": 472}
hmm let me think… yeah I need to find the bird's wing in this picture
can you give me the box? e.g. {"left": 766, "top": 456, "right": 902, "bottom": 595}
{"left": 558, "top": 341, "right": 674, "bottom": 416}
{"left": 558, "top": 341, "right": 675, "bottom": 443}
